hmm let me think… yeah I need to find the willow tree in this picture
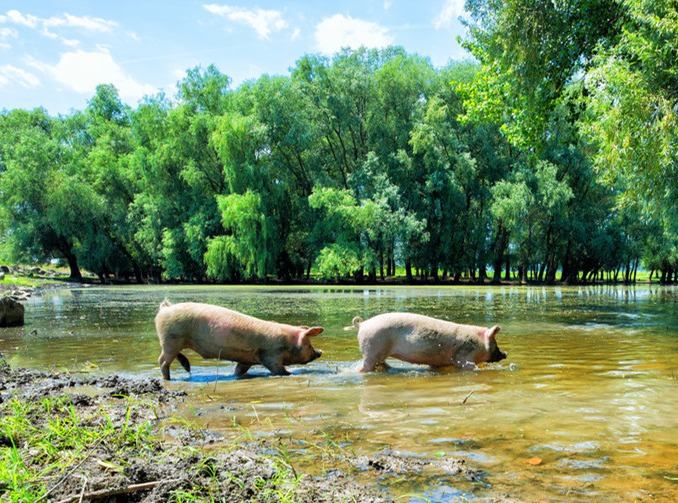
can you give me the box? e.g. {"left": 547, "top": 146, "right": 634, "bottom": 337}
{"left": 461, "top": 0, "right": 624, "bottom": 150}
{"left": 206, "top": 111, "right": 281, "bottom": 281}
{"left": 0, "top": 109, "right": 99, "bottom": 279}
{"left": 581, "top": 0, "right": 678, "bottom": 215}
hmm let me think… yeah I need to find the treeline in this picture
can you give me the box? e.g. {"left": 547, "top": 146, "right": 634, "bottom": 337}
{"left": 0, "top": 45, "right": 676, "bottom": 284}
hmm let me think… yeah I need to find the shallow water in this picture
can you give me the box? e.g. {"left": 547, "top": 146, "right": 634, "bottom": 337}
{"left": 1, "top": 285, "right": 677, "bottom": 501}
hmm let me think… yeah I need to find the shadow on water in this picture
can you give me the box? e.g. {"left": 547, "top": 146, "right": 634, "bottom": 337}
{"left": 179, "top": 366, "right": 337, "bottom": 383}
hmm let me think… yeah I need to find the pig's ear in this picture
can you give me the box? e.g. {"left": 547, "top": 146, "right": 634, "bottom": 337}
{"left": 484, "top": 325, "right": 501, "bottom": 340}
{"left": 302, "top": 327, "right": 323, "bottom": 337}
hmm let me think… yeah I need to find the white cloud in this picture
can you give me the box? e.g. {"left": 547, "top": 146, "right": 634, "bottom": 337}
{"left": 433, "top": 0, "right": 466, "bottom": 29}
{"left": 203, "top": 4, "right": 287, "bottom": 39}
{"left": 61, "top": 37, "right": 81, "bottom": 47}
{"left": 44, "top": 13, "right": 117, "bottom": 33}
{"left": 0, "top": 9, "right": 117, "bottom": 44}
{"left": 0, "top": 64, "right": 40, "bottom": 88}
{"left": 315, "top": 14, "right": 394, "bottom": 55}
{"left": 4, "top": 9, "right": 40, "bottom": 28}
{"left": 28, "top": 48, "right": 155, "bottom": 103}
{"left": 0, "top": 26, "right": 16, "bottom": 50}
{"left": 0, "top": 26, "right": 18, "bottom": 40}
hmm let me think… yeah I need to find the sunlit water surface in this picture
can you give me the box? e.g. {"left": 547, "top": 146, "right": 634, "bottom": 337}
{"left": 1, "top": 285, "right": 677, "bottom": 501}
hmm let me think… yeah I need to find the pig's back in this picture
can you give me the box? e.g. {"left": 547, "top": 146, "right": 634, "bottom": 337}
{"left": 357, "top": 312, "right": 443, "bottom": 349}
{"left": 359, "top": 312, "right": 453, "bottom": 334}
{"left": 358, "top": 312, "right": 473, "bottom": 366}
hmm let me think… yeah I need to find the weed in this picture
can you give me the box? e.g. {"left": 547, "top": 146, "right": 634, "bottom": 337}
{"left": 230, "top": 416, "right": 255, "bottom": 442}
{"left": 0, "top": 444, "right": 45, "bottom": 502}
{"left": 169, "top": 415, "right": 209, "bottom": 441}
{"left": 0, "top": 395, "right": 157, "bottom": 502}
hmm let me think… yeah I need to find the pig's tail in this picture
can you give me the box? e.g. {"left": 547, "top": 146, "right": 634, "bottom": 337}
{"left": 344, "top": 316, "right": 363, "bottom": 331}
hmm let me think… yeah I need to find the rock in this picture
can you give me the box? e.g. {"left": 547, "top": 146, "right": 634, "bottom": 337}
{"left": 0, "top": 271, "right": 4, "bottom": 281}
{"left": 0, "top": 266, "right": 9, "bottom": 274}
{"left": 0, "top": 297, "right": 24, "bottom": 327}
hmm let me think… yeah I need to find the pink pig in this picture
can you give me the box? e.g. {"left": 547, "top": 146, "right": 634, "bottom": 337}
{"left": 155, "top": 301, "right": 323, "bottom": 380}
{"left": 349, "top": 312, "right": 506, "bottom": 372}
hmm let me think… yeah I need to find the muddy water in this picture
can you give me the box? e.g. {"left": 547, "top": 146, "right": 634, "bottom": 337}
{"left": 1, "top": 285, "right": 677, "bottom": 501}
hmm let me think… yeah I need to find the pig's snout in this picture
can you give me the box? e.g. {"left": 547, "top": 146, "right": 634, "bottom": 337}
{"left": 311, "top": 349, "right": 323, "bottom": 361}
{"left": 490, "top": 348, "right": 507, "bottom": 363}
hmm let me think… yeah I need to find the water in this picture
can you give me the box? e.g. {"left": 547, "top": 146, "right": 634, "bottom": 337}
{"left": 1, "top": 285, "right": 677, "bottom": 501}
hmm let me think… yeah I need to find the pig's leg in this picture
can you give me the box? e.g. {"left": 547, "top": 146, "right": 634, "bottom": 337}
{"left": 234, "top": 363, "right": 251, "bottom": 376}
{"left": 260, "top": 353, "right": 291, "bottom": 376}
{"left": 357, "top": 329, "right": 393, "bottom": 372}
{"left": 176, "top": 353, "right": 191, "bottom": 373}
{"left": 358, "top": 341, "right": 390, "bottom": 372}
{"left": 158, "top": 351, "right": 173, "bottom": 380}
{"left": 359, "top": 354, "right": 389, "bottom": 372}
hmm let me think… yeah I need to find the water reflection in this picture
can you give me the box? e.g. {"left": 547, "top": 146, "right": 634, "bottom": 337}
{"left": 1, "top": 284, "right": 677, "bottom": 501}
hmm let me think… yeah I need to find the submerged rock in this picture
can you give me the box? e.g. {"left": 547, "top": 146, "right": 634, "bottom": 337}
{"left": 0, "top": 297, "right": 24, "bottom": 327}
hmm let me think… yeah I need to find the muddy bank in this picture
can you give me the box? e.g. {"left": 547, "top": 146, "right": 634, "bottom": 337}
{"left": 0, "top": 358, "right": 518, "bottom": 502}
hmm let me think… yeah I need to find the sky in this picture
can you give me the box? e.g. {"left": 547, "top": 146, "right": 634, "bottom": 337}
{"left": 0, "top": 1, "right": 471, "bottom": 116}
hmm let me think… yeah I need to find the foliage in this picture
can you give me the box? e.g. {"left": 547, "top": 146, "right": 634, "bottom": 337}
{"left": 0, "top": 40, "right": 675, "bottom": 284}
{"left": 461, "top": 0, "right": 678, "bottom": 281}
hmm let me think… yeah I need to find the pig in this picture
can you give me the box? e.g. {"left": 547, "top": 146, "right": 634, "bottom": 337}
{"left": 155, "top": 300, "right": 323, "bottom": 380}
{"left": 349, "top": 312, "right": 506, "bottom": 372}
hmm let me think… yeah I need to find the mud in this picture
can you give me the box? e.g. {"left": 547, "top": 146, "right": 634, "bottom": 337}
{"left": 0, "top": 358, "right": 518, "bottom": 502}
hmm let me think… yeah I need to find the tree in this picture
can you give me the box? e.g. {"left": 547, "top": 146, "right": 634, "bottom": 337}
{"left": 581, "top": 0, "right": 678, "bottom": 210}
{"left": 348, "top": 152, "right": 427, "bottom": 280}
{"left": 461, "top": 0, "right": 625, "bottom": 150}
{"left": 128, "top": 67, "right": 231, "bottom": 281}
{"left": 205, "top": 191, "right": 276, "bottom": 281}
{"left": 308, "top": 187, "right": 365, "bottom": 281}
{"left": 292, "top": 49, "right": 379, "bottom": 188}
{"left": 462, "top": 0, "right": 678, "bottom": 245}
{"left": 206, "top": 110, "right": 282, "bottom": 281}
{"left": 68, "top": 84, "right": 145, "bottom": 282}
{"left": 0, "top": 109, "right": 92, "bottom": 279}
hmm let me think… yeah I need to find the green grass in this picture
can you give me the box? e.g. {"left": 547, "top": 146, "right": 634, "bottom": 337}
{"left": 0, "top": 271, "right": 72, "bottom": 291}
{"left": 0, "top": 393, "right": 313, "bottom": 503}
{"left": 0, "top": 274, "right": 41, "bottom": 289}
{"left": 0, "top": 395, "right": 156, "bottom": 502}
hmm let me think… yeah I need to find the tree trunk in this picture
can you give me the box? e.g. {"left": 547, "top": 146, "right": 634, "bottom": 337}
{"left": 491, "top": 226, "right": 508, "bottom": 284}
{"left": 132, "top": 261, "right": 144, "bottom": 284}
{"left": 478, "top": 264, "right": 487, "bottom": 282}
{"left": 368, "top": 264, "right": 377, "bottom": 283}
{"left": 65, "top": 251, "right": 82, "bottom": 280}
{"left": 379, "top": 250, "right": 385, "bottom": 280}
{"left": 405, "top": 259, "right": 413, "bottom": 282}
{"left": 430, "top": 264, "right": 439, "bottom": 282}
{"left": 517, "top": 264, "right": 526, "bottom": 284}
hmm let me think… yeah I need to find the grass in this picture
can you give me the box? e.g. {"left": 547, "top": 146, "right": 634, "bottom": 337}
{"left": 0, "top": 274, "right": 42, "bottom": 290}
{"left": 0, "top": 391, "right": 319, "bottom": 503}
{"left": 0, "top": 395, "right": 156, "bottom": 502}
{"left": 0, "top": 272, "right": 72, "bottom": 292}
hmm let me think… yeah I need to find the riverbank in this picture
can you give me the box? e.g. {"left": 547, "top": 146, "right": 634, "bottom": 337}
{"left": 1, "top": 262, "right": 668, "bottom": 294}
{"left": 0, "top": 358, "right": 519, "bottom": 502}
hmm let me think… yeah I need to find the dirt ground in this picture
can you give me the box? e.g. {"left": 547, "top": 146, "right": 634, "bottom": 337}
{"left": 0, "top": 357, "right": 519, "bottom": 502}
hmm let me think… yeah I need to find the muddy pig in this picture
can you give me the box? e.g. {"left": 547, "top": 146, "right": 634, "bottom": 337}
{"left": 349, "top": 312, "right": 506, "bottom": 372}
{"left": 155, "top": 301, "right": 323, "bottom": 380}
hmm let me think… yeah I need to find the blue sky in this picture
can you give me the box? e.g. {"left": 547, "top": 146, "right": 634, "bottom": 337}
{"left": 1, "top": 1, "right": 470, "bottom": 115}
